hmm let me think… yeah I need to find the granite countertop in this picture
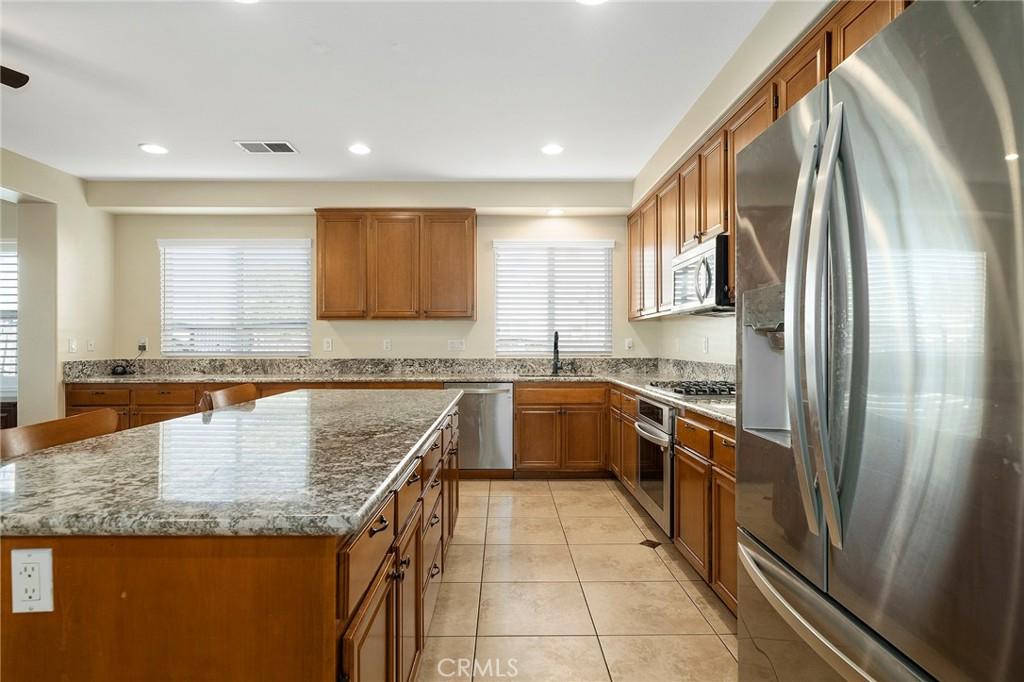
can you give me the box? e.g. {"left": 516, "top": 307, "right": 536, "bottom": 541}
{"left": 0, "top": 389, "right": 463, "bottom": 537}
{"left": 65, "top": 371, "right": 735, "bottom": 425}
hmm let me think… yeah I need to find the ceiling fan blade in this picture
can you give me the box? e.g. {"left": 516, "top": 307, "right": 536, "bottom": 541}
{"left": 1, "top": 67, "right": 30, "bottom": 89}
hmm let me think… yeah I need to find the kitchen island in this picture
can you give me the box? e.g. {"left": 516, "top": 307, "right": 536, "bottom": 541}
{"left": 1, "top": 388, "right": 463, "bottom": 681}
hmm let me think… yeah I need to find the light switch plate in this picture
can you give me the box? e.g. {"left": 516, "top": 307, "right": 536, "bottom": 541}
{"left": 624, "top": 337, "right": 634, "bottom": 351}
{"left": 137, "top": 336, "right": 149, "bottom": 352}
{"left": 702, "top": 336, "right": 710, "bottom": 354}
{"left": 86, "top": 340, "right": 96, "bottom": 352}
{"left": 11, "top": 548, "right": 54, "bottom": 613}
{"left": 67, "top": 337, "right": 78, "bottom": 353}
{"left": 447, "top": 339, "right": 465, "bottom": 352}
{"left": 322, "top": 338, "right": 334, "bottom": 352}
{"left": 383, "top": 338, "right": 392, "bottom": 351}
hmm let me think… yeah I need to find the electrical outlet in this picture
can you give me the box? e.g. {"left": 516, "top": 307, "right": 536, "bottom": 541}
{"left": 447, "top": 339, "right": 465, "bottom": 352}
{"left": 674, "top": 338, "right": 681, "bottom": 352}
{"left": 703, "top": 336, "right": 710, "bottom": 354}
{"left": 322, "top": 338, "right": 334, "bottom": 352}
{"left": 137, "top": 337, "right": 149, "bottom": 353}
{"left": 624, "top": 337, "right": 634, "bottom": 351}
{"left": 67, "top": 337, "right": 78, "bottom": 353}
{"left": 383, "top": 338, "right": 392, "bottom": 352}
{"left": 86, "top": 339, "right": 96, "bottom": 352}
{"left": 11, "top": 548, "right": 54, "bottom": 613}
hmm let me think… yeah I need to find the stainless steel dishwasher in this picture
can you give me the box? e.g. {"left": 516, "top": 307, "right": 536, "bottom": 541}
{"left": 443, "top": 383, "right": 513, "bottom": 470}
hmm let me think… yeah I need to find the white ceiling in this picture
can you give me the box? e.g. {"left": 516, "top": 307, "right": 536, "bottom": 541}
{"left": 1, "top": 1, "right": 771, "bottom": 182}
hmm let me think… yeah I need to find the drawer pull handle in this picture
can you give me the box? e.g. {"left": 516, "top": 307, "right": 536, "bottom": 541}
{"left": 430, "top": 479, "right": 442, "bottom": 489}
{"left": 430, "top": 514, "right": 441, "bottom": 527}
{"left": 368, "top": 515, "right": 390, "bottom": 537}
{"left": 430, "top": 564, "right": 441, "bottom": 578}
{"left": 719, "top": 440, "right": 735, "bottom": 449}
{"left": 400, "top": 556, "right": 412, "bottom": 568}
{"left": 93, "top": 391, "right": 106, "bottom": 395}
{"left": 406, "top": 473, "right": 422, "bottom": 486}
{"left": 431, "top": 441, "right": 441, "bottom": 451}
{"left": 391, "top": 568, "right": 405, "bottom": 581}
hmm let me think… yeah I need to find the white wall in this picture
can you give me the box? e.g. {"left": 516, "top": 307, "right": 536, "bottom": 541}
{"left": 114, "top": 213, "right": 662, "bottom": 359}
{"left": 657, "top": 315, "right": 736, "bottom": 365}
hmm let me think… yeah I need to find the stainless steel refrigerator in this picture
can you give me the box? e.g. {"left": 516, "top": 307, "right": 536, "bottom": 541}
{"left": 735, "top": 1, "right": 1023, "bottom": 680}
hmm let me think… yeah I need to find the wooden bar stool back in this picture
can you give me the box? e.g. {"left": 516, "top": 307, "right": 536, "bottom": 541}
{"left": 1, "top": 408, "right": 120, "bottom": 459}
{"left": 198, "top": 383, "right": 260, "bottom": 411}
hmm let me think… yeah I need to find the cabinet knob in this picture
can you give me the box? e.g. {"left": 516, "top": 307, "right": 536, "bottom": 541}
{"left": 430, "top": 564, "right": 441, "bottom": 578}
{"left": 430, "top": 514, "right": 441, "bottom": 527}
{"left": 406, "top": 472, "right": 422, "bottom": 486}
{"left": 367, "top": 515, "right": 390, "bottom": 537}
{"left": 430, "top": 478, "right": 442, "bottom": 489}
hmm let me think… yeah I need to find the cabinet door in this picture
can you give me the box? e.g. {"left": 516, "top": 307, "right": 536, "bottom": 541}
{"left": 726, "top": 85, "right": 776, "bottom": 300}
{"left": 608, "top": 410, "right": 621, "bottom": 477}
{"left": 674, "top": 447, "right": 711, "bottom": 581}
{"left": 130, "top": 407, "right": 194, "bottom": 428}
{"left": 67, "top": 406, "right": 130, "bottom": 431}
{"left": 562, "top": 406, "right": 605, "bottom": 470}
{"left": 640, "top": 197, "right": 659, "bottom": 316}
{"left": 514, "top": 406, "right": 560, "bottom": 469}
{"left": 656, "top": 175, "right": 680, "bottom": 313}
{"left": 369, "top": 214, "right": 421, "bottom": 318}
{"left": 773, "top": 30, "right": 829, "bottom": 116}
{"left": 620, "top": 416, "right": 639, "bottom": 491}
{"left": 627, "top": 211, "right": 643, "bottom": 319}
{"left": 342, "top": 553, "right": 396, "bottom": 682}
{"left": 679, "top": 156, "right": 701, "bottom": 254}
{"left": 396, "top": 508, "right": 422, "bottom": 682}
{"left": 831, "top": 0, "right": 897, "bottom": 67}
{"left": 421, "top": 213, "right": 475, "bottom": 319}
{"left": 444, "top": 450, "right": 459, "bottom": 550}
{"left": 699, "top": 131, "right": 727, "bottom": 242}
{"left": 711, "top": 467, "right": 738, "bottom": 614}
{"left": 317, "top": 213, "right": 368, "bottom": 319}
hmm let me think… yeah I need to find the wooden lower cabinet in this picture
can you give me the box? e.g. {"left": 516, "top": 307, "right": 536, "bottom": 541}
{"left": 514, "top": 406, "right": 561, "bottom": 469}
{"left": 130, "top": 406, "right": 194, "bottom": 428}
{"left": 673, "top": 447, "right": 711, "bottom": 581}
{"left": 608, "top": 409, "right": 621, "bottom": 476}
{"left": 711, "top": 467, "right": 738, "bottom": 614}
{"left": 343, "top": 553, "right": 397, "bottom": 682}
{"left": 562, "top": 406, "right": 605, "bottom": 470}
{"left": 443, "top": 450, "right": 459, "bottom": 552}
{"left": 620, "top": 415, "right": 638, "bottom": 491}
{"left": 67, "top": 406, "right": 130, "bottom": 431}
{"left": 395, "top": 507, "right": 423, "bottom": 682}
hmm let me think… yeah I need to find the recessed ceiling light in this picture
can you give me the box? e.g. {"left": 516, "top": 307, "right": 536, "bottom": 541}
{"left": 138, "top": 143, "right": 168, "bottom": 155}
{"left": 547, "top": 208, "right": 565, "bottom": 216}
{"left": 577, "top": 0, "right": 608, "bottom": 5}
{"left": 541, "top": 143, "right": 564, "bottom": 156}
{"left": 235, "top": 0, "right": 260, "bottom": 4}
{"left": 348, "top": 143, "right": 371, "bottom": 155}
{"left": 1006, "top": 152, "right": 1019, "bottom": 161}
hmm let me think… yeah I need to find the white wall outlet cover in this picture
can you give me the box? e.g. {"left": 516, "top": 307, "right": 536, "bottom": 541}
{"left": 11, "top": 548, "right": 54, "bottom": 613}
{"left": 625, "top": 337, "right": 634, "bottom": 350}
{"left": 67, "top": 337, "right": 78, "bottom": 353}
{"left": 383, "top": 338, "right": 393, "bottom": 351}
{"left": 703, "top": 336, "right": 710, "bottom": 354}
{"left": 86, "top": 340, "right": 96, "bottom": 352}
{"left": 447, "top": 339, "right": 465, "bottom": 352}
{"left": 137, "top": 336, "right": 149, "bottom": 352}
{"left": 322, "top": 338, "right": 334, "bottom": 352}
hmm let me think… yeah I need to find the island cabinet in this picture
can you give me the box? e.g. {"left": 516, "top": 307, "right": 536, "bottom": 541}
{"left": 513, "top": 384, "right": 607, "bottom": 473}
{"left": 316, "top": 208, "right": 476, "bottom": 320}
{"left": 672, "top": 412, "right": 737, "bottom": 615}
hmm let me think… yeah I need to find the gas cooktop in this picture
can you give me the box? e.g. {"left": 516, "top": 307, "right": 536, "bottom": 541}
{"left": 647, "top": 380, "right": 736, "bottom": 397}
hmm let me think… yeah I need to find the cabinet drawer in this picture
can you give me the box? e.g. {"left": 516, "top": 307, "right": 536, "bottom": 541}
{"left": 515, "top": 385, "right": 606, "bottom": 406}
{"left": 67, "top": 406, "right": 130, "bottom": 431}
{"left": 340, "top": 494, "right": 396, "bottom": 621}
{"left": 396, "top": 459, "right": 424, "bottom": 529}
{"left": 67, "top": 388, "right": 131, "bottom": 406}
{"left": 610, "top": 388, "right": 622, "bottom": 411}
{"left": 677, "top": 417, "right": 712, "bottom": 458}
{"left": 423, "top": 430, "right": 444, "bottom": 475}
{"left": 422, "top": 493, "right": 444, "bottom": 566}
{"left": 422, "top": 465, "right": 443, "bottom": 519}
{"left": 441, "top": 414, "right": 454, "bottom": 453}
{"left": 133, "top": 387, "right": 197, "bottom": 406}
{"left": 712, "top": 433, "right": 736, "bottom": 474}
{"left": 621, "top": 393, "right": 638, "bottom": 418}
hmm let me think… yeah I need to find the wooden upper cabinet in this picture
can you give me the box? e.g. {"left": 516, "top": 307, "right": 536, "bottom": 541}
{"left": 640, "top": 197, "right": 659, "bottom": 316}
{"left": 317, "top": 213, "right": 368, "bottom": 318}
{"left": 832, "top": 0, "right": 898, "bottom": 67}
{"left": 699, "top": 131, "right": 727, "bottom": 242}
{"left": 679, "top": 156, "right": 701, "bottom": 255}
{"left": 421, "top": 213, "right": 476, "bottom": 319}
{"left": 656, "top": 175, "right": 680, "bottom": 313}
{"left": 726, "top": 84, "right": 776, "bottom": 300}
{"left": 369, "top": 214, "right": 421, "bottom": 318}
{"left": 774, "top": 30, "right": 830, "bottom": 116}
{"left": 627, "top": 211, "right": 643, "bottom": 319}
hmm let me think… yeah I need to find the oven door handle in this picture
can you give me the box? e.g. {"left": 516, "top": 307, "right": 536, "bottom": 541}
{"left": 633, "top": 421, "right": 672, "bottom": 448}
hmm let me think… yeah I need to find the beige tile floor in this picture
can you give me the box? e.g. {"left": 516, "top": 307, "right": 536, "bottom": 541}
{"left": 419, "top": 479, "right": 738, "bottom": 682}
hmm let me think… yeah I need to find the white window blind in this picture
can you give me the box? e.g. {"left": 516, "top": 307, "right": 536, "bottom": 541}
{"left": 0, "top": 244, "right": 16, "bottom": 378}
{"left": 159, "top": 239, "right": 311, "bottom": 356}
{"left": 494, "top": 240, "right": 613, "bottom": 357}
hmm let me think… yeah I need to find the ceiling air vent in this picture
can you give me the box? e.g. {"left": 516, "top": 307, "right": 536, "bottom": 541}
{"left": 235, "top": 141, "right": 297, "bottom": 154}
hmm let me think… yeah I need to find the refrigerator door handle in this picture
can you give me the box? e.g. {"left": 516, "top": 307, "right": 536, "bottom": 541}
{"left": 738, "top": 531, "right": 927, "bottom": 682}
{"left": 783, "top": 118, "right": 823, "bottom": 536}
{"left": 806, "top": 102, "right": 845, "bottom": 549}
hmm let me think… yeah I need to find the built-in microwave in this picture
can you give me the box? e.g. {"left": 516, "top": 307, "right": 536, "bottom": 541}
{"left": 671, "top": 233, "right": 733, "bottom": 314}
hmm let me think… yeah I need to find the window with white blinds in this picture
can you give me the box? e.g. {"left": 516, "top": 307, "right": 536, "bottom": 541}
{"left": 494, "top": 240, "right": 613, "bottom": 357}
{"left": 159, "top": 239, "right": 312, "bottom": 356}
{"left": 0, "top": 244, "right": 16, "bottom": 378}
